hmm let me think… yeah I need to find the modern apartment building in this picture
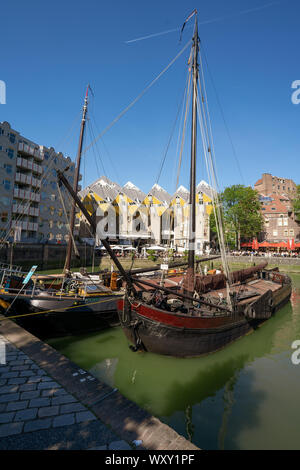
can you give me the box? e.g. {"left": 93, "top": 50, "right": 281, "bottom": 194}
{"left": 0, "top": 121, "right": 80, "bottom": 243}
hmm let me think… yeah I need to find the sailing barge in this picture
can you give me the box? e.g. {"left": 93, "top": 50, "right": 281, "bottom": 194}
{"left": 56, "top": 10, "right": 291, "bottom": 356}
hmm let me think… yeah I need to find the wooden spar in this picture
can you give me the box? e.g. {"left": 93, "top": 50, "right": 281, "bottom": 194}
{"left": 186, "top": 14, "right": 199, "bottom": 293}
{"left": 56, "top": 169, "right": 136, "bottom": 294}
{"left": 64, "top": 86, "right": 89, "bottom": 273}
{"left": 131, "top": 277, "right": 231, "bottom": 313}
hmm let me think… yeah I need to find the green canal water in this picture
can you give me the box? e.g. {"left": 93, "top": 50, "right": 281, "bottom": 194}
{"left": 47, "top": 274, "right": 300, "bottom": 450}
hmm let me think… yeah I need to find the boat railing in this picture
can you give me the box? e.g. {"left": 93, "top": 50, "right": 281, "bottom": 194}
{"left": 1, "top": 286, "right": 82, "bottom": 299}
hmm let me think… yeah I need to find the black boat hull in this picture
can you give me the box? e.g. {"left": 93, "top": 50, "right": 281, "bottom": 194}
{"left": 1, "top": 292, "right": 121, "bottom": 339}
{"left": 117, "top": 283, "right": 292, "bottom": 358}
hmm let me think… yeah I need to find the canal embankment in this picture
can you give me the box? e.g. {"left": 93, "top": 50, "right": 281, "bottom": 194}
{"left": 0, "top": 315, "right": 199, "bottom": 451}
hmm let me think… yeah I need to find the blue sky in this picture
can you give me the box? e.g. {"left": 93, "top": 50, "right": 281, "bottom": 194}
{"left": 1, "top": 0, "right": 299, "bottom": 194}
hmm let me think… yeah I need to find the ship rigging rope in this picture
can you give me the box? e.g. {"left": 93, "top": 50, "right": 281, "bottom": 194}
{"left": 80, "top": 39, "right": 192, "bottom": 158}
{"left": 155, "top": 61, "right": 191, "bottom": 186}
{"left": 195, "top": 49, "right": 231, "bottom": 286}
{"left": 57, "top": 182, "right": 79, "bottom": 262}
{"left": 201, "top": 45, "right": 245, "bottom": 185}
{"left": 0, "top": 295, "right": 121, "bottom": 322}
{"left": 196, "top": 85, "right": 230, "bottom": 283}
{"left": 176, "top": 59, "right": 193, "bottom": 191}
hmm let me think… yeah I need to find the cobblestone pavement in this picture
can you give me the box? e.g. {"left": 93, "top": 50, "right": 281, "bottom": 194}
{"left": 0, "top": 334, "right": 131, "bottom": 450}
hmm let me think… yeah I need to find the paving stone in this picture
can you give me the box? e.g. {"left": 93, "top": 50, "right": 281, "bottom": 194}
{"left": 5, "top": 355, "right": 17, "bottom": 361}
{"left": 76, "top": 411, "right": 97, "bottom": 423}
{"left": 88, "top": 445, "right": 108, "bottom": 450}
{"left": 10, "top": 361, "right": 25, "bottom": 367}
{"left": 15, "top": 408, "right": 38, "bottom": 422}
{"left": 24, "top": 418, "right": 52, "bottom": 433}
{"left": 53, "top": 413, "right": 75, "bottom": 428}
{"left": 41, "top": 376, "right": 55, "bottom": 382}
{"left": 0, "top": 367, "right": 10, "bottom": 374}
{"left": 6, "top": 401, "right": 29, "bottom": 412}
{"left": 27, "top": 376, "right": 43, "bottom": 383}
{"left": 11, "top": 365, "right": 29, "bottom": 371}
{"left": 24, "top": 359, "right": 34, "bottom": 365}
{"left": 60, "top": 403, "right": 86, "bottom": 414}
{"left": 0, "top": 422, "right": 23, "bottom": 437}
{"left": 53, "top": 389, "right": 67, "bottom": 397}
{"left": 0, "top": 404, "right": 6, "bottom": 413}
{"left": 41, "top": 388, "right": 61, "bottom": 397}
{"left": 29, "top": 397, "right": 50, "bottom": 408}
{"left": 20, "top": 371, "right": 36, "bottom": 377}
{"left": 19, "top": 383, "right": 37, "bottom": 392}
{"left": 8, "top": 378, "right": 26, "bottom": 385}
{"left": 38, "top": 406, "right": 59, "bottom": 418}
{"left": 51, "top": 394, "right": 77, "bottom": 406}
{"left": 0, "top": 372, "right": 19, "bottom": 379}
{"left": 0, "top": 384, "right": 19, "bottom": 395}
{"left": 0, "top": 379, "right": 7, "bottom": 386}
{"left": 30, "top": 364, "right": 40, "bottom": 370}
{"left": 37, "top": 381, "right": 60, "bottom": 390}
{"left": 21, "top": 390, "right": 40, "bottom": 400}
{"left": 0, "top": 412, "right": 15, "bottom": 424}
{"left": 109, "top": 440, "right": 132, "bottom": 450}
{"left": 0, "top": 393, "right": 20, "bottom": 403}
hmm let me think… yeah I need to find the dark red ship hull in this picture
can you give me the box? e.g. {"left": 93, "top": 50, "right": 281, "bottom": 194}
{"left": 117, "top": 278, "right": 291, "bottom": 357}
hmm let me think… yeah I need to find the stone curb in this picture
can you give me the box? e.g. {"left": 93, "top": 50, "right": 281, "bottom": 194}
{"left": 0, "top": 315, "right": 199, "bottom": 451}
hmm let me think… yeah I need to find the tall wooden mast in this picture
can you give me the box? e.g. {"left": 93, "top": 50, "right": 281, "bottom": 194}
{"left": 186, "top": 14, "right": 199, "bottom": 293}
{"left": 64, "top": 86, "right": 89, "bottom": 273}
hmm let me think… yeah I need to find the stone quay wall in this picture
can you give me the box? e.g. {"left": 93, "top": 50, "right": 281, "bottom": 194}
{"left": 0, "top": 243, "right": 96, "bottom": 271}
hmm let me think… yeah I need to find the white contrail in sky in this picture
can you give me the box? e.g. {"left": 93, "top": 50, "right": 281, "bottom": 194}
{"left": 125, "top": 1, "right": 281, "bottom": 44}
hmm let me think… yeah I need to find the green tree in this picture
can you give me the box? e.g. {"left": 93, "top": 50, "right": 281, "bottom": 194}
{"left": 292, "top": 185, "right": 300, "bottom": 223}
{"left": 210, "top": 185, "right": 263, "bottom": 250}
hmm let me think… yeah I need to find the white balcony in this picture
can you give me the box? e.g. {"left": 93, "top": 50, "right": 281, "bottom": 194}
{"left": 12, "top": 204, "right": 39, "bottom": 217}
{"left": 17, "top": 157, "right": 43, "bottom": 175}
{"left": 11, "top": 221, "right": 38, "bottom": 231}
{"left": 15, "top": 172, "right": 42, "bottom": 188}
{"left": 18, "top": 142, "right": 44, "bottom": 162}
{"left": 13, "top": 188, "right": 41, "bottom": 203}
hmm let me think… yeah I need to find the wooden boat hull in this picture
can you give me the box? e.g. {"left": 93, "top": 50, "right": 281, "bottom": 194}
{"left": 117, "top": 280, "right": 292, "bottom": 357}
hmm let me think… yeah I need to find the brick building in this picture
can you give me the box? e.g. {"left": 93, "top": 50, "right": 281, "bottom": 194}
{"left": 254, "top": 173, "right": 299, "bottom": 243}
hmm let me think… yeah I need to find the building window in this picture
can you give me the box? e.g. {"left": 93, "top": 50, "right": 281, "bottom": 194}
{"left": 1, "top": 212, "right": 8, "bottom": 222}
{"left": 278, "top": 218, "right": 282, "bottom": 226}
{"left": 3, "top": 180, "right": 11, "bottom": 190}
{"left": 6, "top": 149, "right": 14, "bottom": 159}
{"left": 50, "top": 194, "right": 56, "bottom": 201}
{"left": 283, "top": 218, "right": 288, "bottom": 226}
{"left": 4, "top": 164, "right": 12, "bottom": 174}
{"left": 0, "top": 196, "right": 10, "bottom": 206}
{"left": 273, "top": 230, "right": 278, "bottom": 236}
{"left": 284, "top": 230, "right": 288, "bottom": 236}
{"left": 290, "top": 229, "right": 294, "bottom": 236}
{"left": 9, "top": 133, "right": 16, "bottom": 144}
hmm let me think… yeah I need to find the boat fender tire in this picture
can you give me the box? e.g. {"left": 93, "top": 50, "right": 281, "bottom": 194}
{"left": 268, "top": 298, "right": 273, "bottom": 308}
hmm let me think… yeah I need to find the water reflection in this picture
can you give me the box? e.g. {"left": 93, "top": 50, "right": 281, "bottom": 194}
{"left": 48, "top": 274, "right": 300, "bottom": 449}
